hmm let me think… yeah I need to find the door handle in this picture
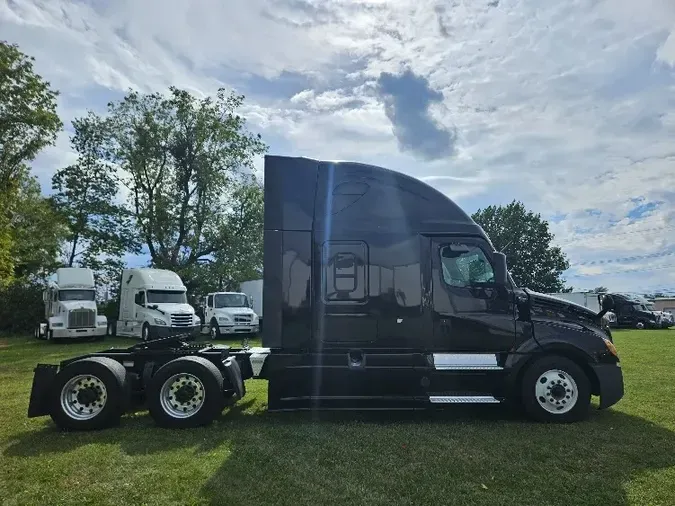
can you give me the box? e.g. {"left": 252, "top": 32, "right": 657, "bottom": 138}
{"left": 347, "top": 350, "right": 366, "bottom": 369}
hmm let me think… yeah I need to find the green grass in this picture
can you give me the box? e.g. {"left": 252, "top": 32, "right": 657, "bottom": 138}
{"left": 1, "top": 330, "right": 675, "bottom": 506}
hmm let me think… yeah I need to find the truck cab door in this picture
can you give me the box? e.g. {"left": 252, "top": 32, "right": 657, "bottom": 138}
{"left": 430, "top": 237, "right": 516, "bottom": 352}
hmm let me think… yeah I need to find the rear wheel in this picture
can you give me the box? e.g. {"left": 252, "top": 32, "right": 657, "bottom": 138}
{"left": 521, "top": 355, "right": 591, "bottom": 423}
{"left": 49, "top": 357, "right": 128, "bottom": 430}
{"left": 147, "top": 356, "right": 224, "bottom": 428}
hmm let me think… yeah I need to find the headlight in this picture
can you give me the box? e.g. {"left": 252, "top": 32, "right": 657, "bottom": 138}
{"left": 218, "top": 316, "right": 231, "bottom": 323}
{"left": 603, "top": 338, "right": 618, "bottom": 358}
{"left": 154, "top": 318, "right": 167, "bottom": 325}
{"left": 52, "top": 322, "right": 64, "bottom": 328}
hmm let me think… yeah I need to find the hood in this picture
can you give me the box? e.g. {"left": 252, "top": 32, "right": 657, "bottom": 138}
{"left": 60, "top": 300, "right": 98, "bottom": 311}
{"left": 146, "top": 303, "right": 195, "bottom": 315}
{"left": 527, "top": 290, "right": 601, "bottom": 326}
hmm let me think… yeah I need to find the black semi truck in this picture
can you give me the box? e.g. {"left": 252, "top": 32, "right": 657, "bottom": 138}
{"left": 27, "top": 155, "right": 623, "bottom": 430}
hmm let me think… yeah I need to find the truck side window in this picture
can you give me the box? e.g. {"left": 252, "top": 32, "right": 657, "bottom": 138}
{"left": 207, "top": 295, "right": 213, "bottom": 308}
{"left": 323, "top": 241, "right": 367, "bottom": 303}
{"left": 440, "top": 244, "right": 495, "bottom": 288}
{"left": 135, "top": 291, "right": 146, "bottom": 306}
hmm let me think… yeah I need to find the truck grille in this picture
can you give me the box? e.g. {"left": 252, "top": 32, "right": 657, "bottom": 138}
{"left": 234, "top": 314, "right": 252, "bottom": 324}
{"left": 68, "top": 309, "right": 95, "bottom": 329}
{"left": 171, "top": 313, "right": 193, "bottom": 327}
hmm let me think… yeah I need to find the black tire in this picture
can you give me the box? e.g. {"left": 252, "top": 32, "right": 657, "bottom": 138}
{"left": 521, "top": 355, "right": 591, "bottom": 423}
{"left": 142, "top": 323, "right": 150, "bottom": 341}
{"left": 47, "top": 327, "right": 55, "bottom": 343}
{"left": 49, "top": 357, "right": 129, "bottom": 430}
{"left": 147, "top": 356, "right": 224, "bottom": 428}
{"left": 210, "top": 319, "right": 221, "bottom": 340}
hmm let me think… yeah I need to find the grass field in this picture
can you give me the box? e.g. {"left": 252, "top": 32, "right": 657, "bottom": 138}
{"left": 1, "top": 330, "right": 674, "bottom": 506}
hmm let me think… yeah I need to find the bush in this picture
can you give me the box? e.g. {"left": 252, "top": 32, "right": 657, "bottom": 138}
{"left": 0, "top": 280, "right": 44, "bottom": 335}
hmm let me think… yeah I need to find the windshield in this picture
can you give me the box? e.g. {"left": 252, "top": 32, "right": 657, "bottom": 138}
{"left": 646, "top": 304, "right": 656, "bottom": 311}
{"left": 147, "top": 290, "right": 187, "bottom": 304}
{"left": 214, "top": 293, "right": 249, "bottom": 308}
{"left": 59, "top": 290, "right": 95, "bottom": 301}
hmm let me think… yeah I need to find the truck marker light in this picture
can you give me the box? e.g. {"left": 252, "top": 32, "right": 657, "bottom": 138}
{"left": 603, "top": 338, "right": 618, "bottom": 358}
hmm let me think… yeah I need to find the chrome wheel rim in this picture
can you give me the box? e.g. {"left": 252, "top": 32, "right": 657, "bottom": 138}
{"left": 210, "top": 325, "right": 217, "bottom": 340}
{"left": 159, "top": 373, "right": 205, "bottom": 419}
{"left": 535, "top": 369, "right": 578, "bottom": 415}
{"left": 142, "top": 326, "right": 149, "bottom": 341}
{"left": 60, "top": 375, "right": 108, "bottom": 420}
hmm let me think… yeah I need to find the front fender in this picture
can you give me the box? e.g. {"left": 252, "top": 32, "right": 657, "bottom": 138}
{"left": 503, "top": 320, "right": 609, "bottom": 397}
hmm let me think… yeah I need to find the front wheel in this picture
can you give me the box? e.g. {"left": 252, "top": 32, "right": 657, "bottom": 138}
{"left": 141, "top": 323, "right": 150, "bottom": 341}
{"left": 521, "top": 355, "right": 591, "bottom": 423}
{"left": 210, "top": 320, "right": 220, "bottom": 340}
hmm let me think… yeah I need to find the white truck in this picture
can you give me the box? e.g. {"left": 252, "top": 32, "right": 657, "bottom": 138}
{"left": 36, "top": 267, "right": 107, "bottom": 341}
{"left": 109, "top": 268, "right": 201, "bottom": 341}
{"left": 201, "top": 291, "right": 260, "bottom": 340}
{"left": 239, "top": 279, "right": 263, "bottom": 329}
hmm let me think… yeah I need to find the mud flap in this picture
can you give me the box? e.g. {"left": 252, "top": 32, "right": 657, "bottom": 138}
{"left": 222, "top": 357, "right": 245, "bottom": 399}
{"left": 27, "top": 364, "right": 58, "bottom": 417}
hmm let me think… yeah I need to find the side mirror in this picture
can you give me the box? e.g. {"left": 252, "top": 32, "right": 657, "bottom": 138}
{"left": 493, "top": 252, "right": 508, "bottom": 285}
{"left": 601, "top": 294, "right": 615, "bottom": 311}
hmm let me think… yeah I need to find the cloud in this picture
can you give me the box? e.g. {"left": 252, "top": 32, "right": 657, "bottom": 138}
{"left": 4, "top": 0, "right": 675, "bottom": 292}
{"left": 376, "top": 69, "right": 457, "bottom": 160}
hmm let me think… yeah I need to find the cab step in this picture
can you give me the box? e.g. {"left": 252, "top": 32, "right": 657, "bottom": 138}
{"left": 429, "top": 395, "right": 500, "bottom": 404}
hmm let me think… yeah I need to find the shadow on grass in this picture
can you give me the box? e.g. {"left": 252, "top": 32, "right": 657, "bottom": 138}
{"left": 5, "top": 404, "right": 675, "bottom": 505}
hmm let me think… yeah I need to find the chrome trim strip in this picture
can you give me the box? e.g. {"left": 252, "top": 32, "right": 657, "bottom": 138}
{"left": 432, "top": 353, "right": 503, "bottom": 370}
{"left": 429, "top": 395, "right": 500, "bottom": 404}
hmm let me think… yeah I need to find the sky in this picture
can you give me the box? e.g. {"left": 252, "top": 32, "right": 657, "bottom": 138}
{"left": 2, "top": 0, "right": 675, "bottom": 294}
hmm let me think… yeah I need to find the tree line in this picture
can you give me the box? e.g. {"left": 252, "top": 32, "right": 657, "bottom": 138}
{"left": 1, "top": 40, "right": 574, "bottom": 333}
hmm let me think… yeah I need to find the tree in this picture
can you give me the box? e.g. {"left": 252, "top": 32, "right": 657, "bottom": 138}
{"left": 472, "top": 201, "right": 570, "bottom": 293}
{"left": 10, "top": 170, "right": 67, "bottom": 280}
{"left": 0, "top": 41, "right": 62, "bottom": 285}
{"left": 101, "top": 87, "right": 267, "bottom": 288}
{"left": 51, "top": 113, "right": 140, "bottom": 289}
{"left": 193, "top": 181, "right": 264, "bottom": 293}
{"left": 592, "top": 286, "right": 609, "bottom": 293}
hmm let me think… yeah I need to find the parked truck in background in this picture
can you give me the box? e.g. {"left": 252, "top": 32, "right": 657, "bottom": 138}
{"left": 239, "top": 279, "right": 263, "bottom": 330}
{"left": 201, "top": 291, "right": 260, "bottom": 339}
{"left": 27, "top": 155, "right": 624, "bottom": 430}
{"left": 35, "top": 267, "right": 107, "bottom": 342}
{"left": 608, "top": 293, "right": 662, "bottom": 329}
{"left": 108, "top": 268, "right": 201, "bottom": 340}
